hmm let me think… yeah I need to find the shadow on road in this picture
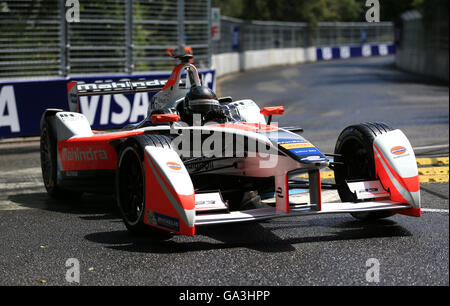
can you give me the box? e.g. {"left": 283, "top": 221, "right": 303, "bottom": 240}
{"left": 84, "top": 217, "right": 411, "bottom": 254}
{"left": 8, "top": 192, "right": 412, "bottom": 254}
{"left": 7, "top": 192, "right": 120, "bottom": 219}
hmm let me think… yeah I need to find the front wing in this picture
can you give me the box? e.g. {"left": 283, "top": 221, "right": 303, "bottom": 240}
{"left": 194, "top": 201, "right": 411, "bottom": 226}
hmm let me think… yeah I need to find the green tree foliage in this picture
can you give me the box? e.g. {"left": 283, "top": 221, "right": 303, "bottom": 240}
{"left": 212, "top": 0, "right": 429, "bottom": 25}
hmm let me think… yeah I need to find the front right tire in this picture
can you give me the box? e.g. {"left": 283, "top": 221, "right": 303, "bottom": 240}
{"left": 40, "top": 117, "right": 83, "bottom": 200}
{"left": 116, "top": 135, "right": 174, "bottom": 237}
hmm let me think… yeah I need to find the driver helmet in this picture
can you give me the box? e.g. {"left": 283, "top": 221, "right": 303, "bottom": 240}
{"left": 184, "top": 86, "right": 220, "bottom": 118}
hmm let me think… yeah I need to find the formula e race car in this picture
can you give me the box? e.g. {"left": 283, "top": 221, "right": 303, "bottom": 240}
{"left": 40, "top": 53, "right": 421, "bottom": 237}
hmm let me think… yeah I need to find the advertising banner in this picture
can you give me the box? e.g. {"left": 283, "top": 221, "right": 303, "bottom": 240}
{"left": 0, "top": 70, "right": 216, "bottom": 138}
{"left": 316, "top": 43, "right": 396, "bottom": 61}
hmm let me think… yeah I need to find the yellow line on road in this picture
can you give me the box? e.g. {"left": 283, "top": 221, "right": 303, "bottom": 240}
{"left": 416, "top": 157, "right": 449, "bottom": 166}
{"left": 418, "top": 167, "right": 449, "bottom": 176}
{"left": 296, "top": 158, "right": 449, "bottom": 183}
{"left": 419, "top": 175, "right": 449, "bottom": 183}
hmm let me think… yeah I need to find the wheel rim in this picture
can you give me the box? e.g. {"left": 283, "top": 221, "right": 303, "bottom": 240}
{"left": 118, "top": 148, "right": 145, "bottom": 226}
{"left": 341, "top": 138, "right": 372, "bottom": 180}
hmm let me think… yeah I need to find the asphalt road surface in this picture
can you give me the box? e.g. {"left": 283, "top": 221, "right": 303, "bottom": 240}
{"left": 0, "top": 56, "right": 448, "bottom": 286}
{"left": 219, "top": 56, "right": 449, "bottom": 154}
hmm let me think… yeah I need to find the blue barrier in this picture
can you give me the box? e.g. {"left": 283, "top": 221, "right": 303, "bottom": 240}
{"left": 0, "top": 70, "right": 215, "bottom": 139}
{"left": 316, "top": 43, "right": 395, "bottom": 61}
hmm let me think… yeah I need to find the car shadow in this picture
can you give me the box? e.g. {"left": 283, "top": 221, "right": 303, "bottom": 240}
{"left": 84, "top": 217, "right": 411, "bottom": 254}
{"left": 9, "top": 192, "right": 412, "bottom": 254}
{"left": 7, "top": 192, "right": 120, "bottom": 220}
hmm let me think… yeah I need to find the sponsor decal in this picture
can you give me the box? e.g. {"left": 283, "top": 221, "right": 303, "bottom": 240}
{"left": 391, "top": 146, "right": 407, "bottom": 156}
{"left": 147, "top": 210, "right": 180, "bottom": 232}
{"left": 0, "top": 85, "right": 20, "bottom": 133}
{"left": 61, "top": 147, "right": 108, "bottom": 161}
{"left": 301, "top": 155, "right": 323, "bottom": 162}
{"left": 76, "top": 79, "right": 167, "bottom": 93}
{"left": 290, "top": 147, "right": 323, "bottom": 157}
{"left": 64, "top": 171, "right": 79, "bottom": 177}
{"left": 276, "top": 136, "right": 327, "bottom": 160}
{"left": 77, "top": 72, "right": 215, "bottom": 127}
{"left": 167, "top": 161, "right": 182, "bottom": 171}
{"left": 276, "top": 137, "right": 308, "bottom": 145}
{"left": 58, "top": 113, "right": 85, "bottom": 122}
{"left": 276, "top": 187, "right": 284, "bottom": 198}
{"left": 185, "top": 159, "right": 214, "bottom": 172}
{"left": 280, "top": 142, "right": 315, "bottom": 150}
{"left": 358, "top": 188, "right": 378, "bottom": 193}
{"left": 196, "top": 200, "right": 216, "bottom": 205}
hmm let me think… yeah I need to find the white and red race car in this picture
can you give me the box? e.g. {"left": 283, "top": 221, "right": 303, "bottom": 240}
{"left": 40, "top": 53, "right": 421, "bottom": 237}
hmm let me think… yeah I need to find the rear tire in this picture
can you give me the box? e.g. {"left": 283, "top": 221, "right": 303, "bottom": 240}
{"left": 334, "top": 122, "right": 395, "bottom": 221}
{"left": 116, "top": 135, "right": 174, "bottom": 237}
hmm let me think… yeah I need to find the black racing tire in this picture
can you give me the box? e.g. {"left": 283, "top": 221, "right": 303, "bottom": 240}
{"left": 116, "top": 134, "right": 174, "bottom": 237}
{"left": 334, "top": 122, "right": 395, "bottom": 221}
{"left": 40, "top": 117, "right": 82, "bottom": 200}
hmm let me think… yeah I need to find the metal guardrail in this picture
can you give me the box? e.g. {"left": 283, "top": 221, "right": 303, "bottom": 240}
{"left": 212, "top": 16, "right": 394, "bottom": 54}
{"left": 0, "top": 0, "right": 61, "bottom": 78}
{"left": 0, "top": 0, "right": 395, "bottom": 80}
{"left": 400, "top": 9, "right": 449, "bottom": 52}
{"left": 0, "top": 0, "right": 211, "bottom": 79}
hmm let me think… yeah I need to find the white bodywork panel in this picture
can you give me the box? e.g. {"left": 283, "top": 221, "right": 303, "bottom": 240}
{"left": 373, "top": 129, "right": 420, "bottom": 208}
{"left": 347, "top": 180, "right": 390, "bottom": 200}
{"left": 53, "top": 112, "right": 93, "bottom": 140}
{"left": 195, "top": 192, "right": 228, "bottom": 212}
{"left": 144, "top": 146, "right": 195, "bottom": 228}
{"left": 374, "top": 129, "right": 418, "bottom": 178}
{"left": 145, "top": 146, "right": 194, "bottom": 196}
{"left": 150, "top": 63, "right": 202, "bottom": 111}
{"left": 195, "top": 201, "right": 410, "bottom": 226}
{"left": 230, "top": 100, "right": 267, "bottom": 124}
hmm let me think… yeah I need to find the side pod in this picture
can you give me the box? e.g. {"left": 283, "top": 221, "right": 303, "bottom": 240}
{"left": 143, "top": 146, "right": 196, "bottom": 236}
{"left": 373, "top": 129, "right": 421, "bottom": 217}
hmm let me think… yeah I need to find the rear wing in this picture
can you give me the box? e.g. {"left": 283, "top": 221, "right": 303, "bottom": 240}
{"left": 67, "top": 79, "right": 175, "bottom": 113}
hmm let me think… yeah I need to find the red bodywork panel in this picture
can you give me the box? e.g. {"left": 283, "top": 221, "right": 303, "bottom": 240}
{"left": 209, "top": 122, "right": 279, "bottom": 132}
{"left": 162, "top": 64, "right": 185, "bottom": 91}
{"left": 57, "top": 130, "right": 144, "bottom": 171}
{"left": 374, "top": 145, "right": 421, "bottom": 217}
{"left": 152, "top": 114, "right": 180, "bottom": 124}
{"left": 260, "top": 106, "right": 285, "bottom": 116}
{"left": 144, "top": 152, "right": 195, "bottom": 236}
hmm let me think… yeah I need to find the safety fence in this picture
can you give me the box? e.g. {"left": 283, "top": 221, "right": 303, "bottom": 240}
{"left": 211, "top": 16, "right": 394, "bottom": 54}
{"left": 211, "top": 17, "right": 395, "bottom": 77}
{"left": 396, "top": 7, "right": 449, "bottom": 82}
{"left": 0, "top": 0, "right": 397, "bottom": 139}
{"left": 0, "top": 0, "right": 396, "bottom": 80}
{"left": 0, "top": 0, "right": 211, "bottom": 79}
